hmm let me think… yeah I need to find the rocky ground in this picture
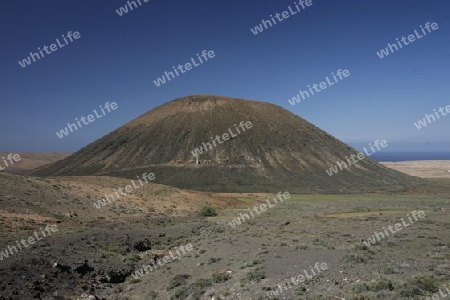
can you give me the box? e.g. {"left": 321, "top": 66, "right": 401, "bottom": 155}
{"left": 0, "top": 170, "right": 449, "bottom": 299}
{"left": 117, "top": 193, "right": 450, "bottom": 300}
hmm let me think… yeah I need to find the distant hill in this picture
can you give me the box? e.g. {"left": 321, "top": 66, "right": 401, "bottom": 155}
{"left": 32, "top": 95, "right": 429, "bottom": 193}
{"left": 0, "top": 152, "right": 70, "bottom": 173}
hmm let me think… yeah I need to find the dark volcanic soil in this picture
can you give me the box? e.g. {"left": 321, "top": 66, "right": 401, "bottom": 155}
{"left": 0, "top": 221, "right": 209, "bottom": 300}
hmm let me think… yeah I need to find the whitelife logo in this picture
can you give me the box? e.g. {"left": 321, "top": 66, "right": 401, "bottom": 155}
{"left": 93, "top": 172, "right": 155, "bottom": 209}
{"left": 414, "top": 105, "right": 450, "bottom": 129}
{"left": 288, "top": 69, "right": 350, "bottom": 106}
{"left": 0, "top": 224, "right": 58, "bottom": 261}
{"left": 362, "top": 211, "right": 425, "bottom": 247}
{"left": 18, "top": 31, "right": 81, "bottom": 68}
{"left": 115, "top": 0, "right": 149, "bottom": 16}
{"left": 191, "top": 121, "right": 253, "bottom": 160}
{"left": 56, "top": 102, "right": 118, "bottom": 139}
{"left": 376, "top": 22, "right": 439, "bottom": 59}
{"left": 228, "top": 192, "right": 290, "bottom": 228}
{"left": 0, "top": 153, "right": 21, "bottom": 171}
{"left": 425, "top": 283, "right": 450, "bottom": 300}
{"left": 250, "top": 0, "right": 313, "bottom": 35}
{"left": 325, "top": 139, "right": 388, "bottom": 176}
{"left": 131, "top": 243, "right": 194, "bottom": 279}
{"left": 153, "top": 50, "right": 216, "bottom": 87}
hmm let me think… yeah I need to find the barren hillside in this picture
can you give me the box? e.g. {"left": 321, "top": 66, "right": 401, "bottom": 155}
{"left": 32, "top": 95, "right": 429, "bottom": 194}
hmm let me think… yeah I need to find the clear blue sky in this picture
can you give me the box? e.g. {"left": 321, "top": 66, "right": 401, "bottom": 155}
{"left": 0, "top": 0, "right": 449, "bottom": 152}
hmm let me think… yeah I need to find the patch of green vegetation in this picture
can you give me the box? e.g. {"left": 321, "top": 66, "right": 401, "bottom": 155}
{"left": 295, "top": 244, "right": 308, "bottom": 250}
{"left": 171, "top": 278, "right": 212, "bottom": 300}
{"left": 398, "top": 275, "right": 440, "bottom": 297}
{"left": 383, "top": 266, "right": 400, "bottom": 274}
{"left": 207, "top": 257, "right": 221, "bottom": 264}
{"left": 241, "top": 259, "right": 264, "bottom": 269}
{"left": 352, "top": 275, "right": 441, "bottom": 298}
{"left": 18, "top": 225, "right": 34, "bottom": 230}
{"left": 294, "top": 294, "right": 328, "bottom": 300}
{"left": 127, "top": 278, "right": 141, "bottom": 284}
{"left": 52, "top": 213, "right": 65, "bottom": 220}
{"left": 199, "top": 206, "right": 218, "bottom": 217}
{"left": 288, "top": 194, "right": 387, "bottom": 202}
{"left": 236, "top": 197, "right": 254, "bottom": 203}
{"left": 100, "top": 243, "right": 119, "bottom": 252}
{"left": 241, "top": 268, "right": 266, "bottom": 285}
{"left": 154, "top": 188, "right": 168, "bottom": 196}
{"left": 288, "top": 194, "right": 448, "bottom": 202}
{"left": 368, "top": 278, "right": 395, "bottom": 292}
{"left": 353, "top": 278, "right": 394, "bottom": 294}
{"left": 99, "top": 242, "right": 126, "bottom": 256}
{"left": 324, "top": 209, "right": 412, "bottom": 218}
{"left": 167, "top": 274, "right": 191, "bottom": 290}
{"left": 342, "top": 253, "right": 370, "bottom": 264}
{"left": 212, "top": 272, "right": 230, "bottom": 283}
{"left": 125, "top": 253, "right": 141, "bottom": 264}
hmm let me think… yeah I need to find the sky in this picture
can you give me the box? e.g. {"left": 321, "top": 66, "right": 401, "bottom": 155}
{"left": 0, "top": 0, "right": 449, "bottom": 153}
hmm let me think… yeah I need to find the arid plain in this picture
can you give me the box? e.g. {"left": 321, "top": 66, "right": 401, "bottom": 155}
{"left": 0, "top": 153, "right": 449, "bottom": 300}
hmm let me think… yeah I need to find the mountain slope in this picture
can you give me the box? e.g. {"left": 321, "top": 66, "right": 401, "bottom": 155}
{"left": 33, "top": 94, "right": 426, "bottom": 193}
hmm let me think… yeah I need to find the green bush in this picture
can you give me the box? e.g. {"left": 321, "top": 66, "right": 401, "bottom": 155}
{"left": 399, "top": 275, "right": 440, "bottom": 296}
{"left": 167, "top": 274, "right": 191, "bottom": 290}
{"left": 244, "top": 268, "right": 266, "bottom": 283}
{"left": 368, "top": 277, "right": 394, "bottom": 292}
{"left": 199, "top": 206, "right": 218, "bottom": 217}
{"left": 171, "top": 278, "right": 213, "bottom": 299}
{"left": 212, "top": 272, "right": 230, "bottom": 283}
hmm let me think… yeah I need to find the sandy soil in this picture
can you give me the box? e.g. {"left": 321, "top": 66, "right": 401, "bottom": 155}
{"left": 381, "top": 160, "right": 450, "bottom": 179}
{"left": 0, "top": 152, "right": 70, "bottom": 173}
